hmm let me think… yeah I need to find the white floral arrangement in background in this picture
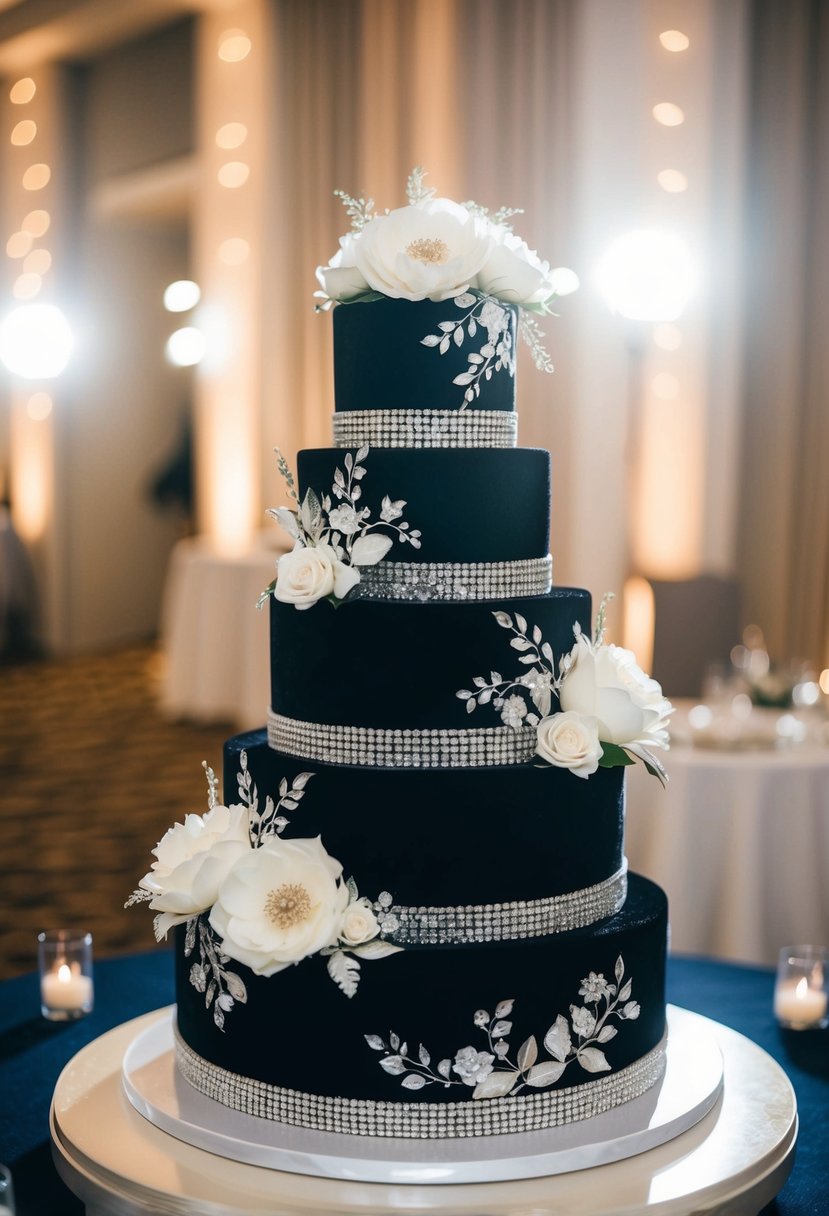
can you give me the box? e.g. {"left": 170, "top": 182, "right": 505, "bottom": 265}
{"left": 458, "top": 595, "right": 673, "bottom": 783}
{"left": 260, "top": 446, "right": 421, "bottom": 611}
{"left": 315, "top": 168, "right": 566, "bottom": 406}
{"left": 365, "top": 955, "right": 640, "bottom": 1101}
{"left": 127, "top": 755, "right": 402, "bottom": 1026}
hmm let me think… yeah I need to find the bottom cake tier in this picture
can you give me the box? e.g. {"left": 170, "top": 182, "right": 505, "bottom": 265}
{"left": 174, "top": 874, "right": 668, "bottom": 1138}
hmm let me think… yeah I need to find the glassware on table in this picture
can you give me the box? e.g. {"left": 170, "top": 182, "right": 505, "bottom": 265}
{"left": 37, "top": 929, "right": 94, "bottom": 1021}
{"left": 774, "top": 945, "right": 828, "bottom": 1030}
{"left": 0, "top": 1163, "right": 15, "bottom": 1214}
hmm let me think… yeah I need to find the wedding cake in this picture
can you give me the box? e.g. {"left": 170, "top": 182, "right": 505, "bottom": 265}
{"left": 132, "top": 172, "right": 672, "bottom": 1143}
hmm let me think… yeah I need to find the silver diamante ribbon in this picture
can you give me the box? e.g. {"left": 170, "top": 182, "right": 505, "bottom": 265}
{"left": 386, "top": 864, "right": 628, "bottom": 945}
{"left": 175, "top": 1032, "right": 666, "bottom": 1138}
{"left": 332, "top": 409, "right": 518, "bottom": 449}
{"left": 350, "top": 555, "right": 552, "bottom": 603}
{"left": 267, "top": 710, "right": 536, "bottom": 768}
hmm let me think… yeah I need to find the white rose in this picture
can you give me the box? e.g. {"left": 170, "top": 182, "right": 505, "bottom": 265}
{"left": 139, "top": 804, "right": 251, "bottom": 939}
{"left": 210, "top": 836, "right": 349, "bottom": 977}
{"left": 275, "top": 544, "right": 360, "bottom": 608}
{"left": 559, "top": 632, "right": 672, "bottom": 752}
{"left": 475, "top": 229, "right": 556, "bottom": 306}
{"left": 340, "top": 899, "right": 380, "bottom": 946}
{"left": 315, "top": 232, "right": 369, "bottom": 302}
{"left": 535, "top": 711, "right": 602, "bottom": 779}
{"left": 353, "top": 199, "right": 493, "bottom": 302}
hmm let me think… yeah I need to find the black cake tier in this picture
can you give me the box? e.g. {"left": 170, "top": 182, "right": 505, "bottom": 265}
{"left": 298, "top": 447, "right": 551, "bottom": 563}
{"left": 223, "top": 732, "right": 625, "bottom": 911}
{"left": 334, "top": 297, "right": 518, "bottom": 414}
{"left": 175, "top": 875, "right": 667, "bottom": 1136}
{"left": 270, "top": 588, "right": 589, "bottom": 731}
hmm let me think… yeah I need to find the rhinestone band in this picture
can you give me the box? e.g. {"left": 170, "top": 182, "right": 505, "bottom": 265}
{"left": 267, "top": 711, "right": 536, "bottom": 768}
{"left": 175, "top": 1033, "right": 666, "bottom": 1138}
{"left": 386, "top": 864, "right": 628, "bottom": 945}
{"left": 351, "top": 555, "right": 552, "bottom": 603}
{"left": 333, "top": 409, "right": 518, "bottom": 449}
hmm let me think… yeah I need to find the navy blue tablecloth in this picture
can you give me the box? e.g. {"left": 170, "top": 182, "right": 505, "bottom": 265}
{"left": 0, "top": 952, "right": 826, "bottom": 1215}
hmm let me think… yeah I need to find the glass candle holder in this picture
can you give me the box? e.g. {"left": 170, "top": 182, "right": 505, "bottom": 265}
{"left": 774, "top": 945, "right": 828, "bottom": 1030}
{"left": 38, "top": 930, "right": 94, "bottom": 1021}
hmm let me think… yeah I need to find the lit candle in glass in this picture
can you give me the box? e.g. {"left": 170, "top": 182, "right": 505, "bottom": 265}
{"left": 774, "top": 946, "right": 828, "bottom": 1029}
{"left": 38, "top": 930, "right": 94, "bottom": 1021}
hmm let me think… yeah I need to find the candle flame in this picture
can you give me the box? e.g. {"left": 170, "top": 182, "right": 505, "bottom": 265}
{"left": 57, "top": 963, "right": 71, "bottom": 984}
{"left": 795, "top": 976, "right": 808, "bottom": 999}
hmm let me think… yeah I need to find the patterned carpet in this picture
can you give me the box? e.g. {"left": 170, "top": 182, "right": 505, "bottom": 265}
{"left": 0, "top": 645, "right": 234, "bottom": 979}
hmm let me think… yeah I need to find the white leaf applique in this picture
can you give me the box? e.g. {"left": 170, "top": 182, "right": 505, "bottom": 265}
{"left": 351, "top": 533, "right": 394, "bottom": 566}
{"left": 326, "top": 949, "right": 361, "bottom": 998}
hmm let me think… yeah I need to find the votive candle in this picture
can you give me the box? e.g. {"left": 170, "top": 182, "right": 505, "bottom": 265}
{"left": 774, "top": 946, "right": 828, "bottom": 1030}
{"left": 38, "top": 930, "right": 94, "bottom": 1021}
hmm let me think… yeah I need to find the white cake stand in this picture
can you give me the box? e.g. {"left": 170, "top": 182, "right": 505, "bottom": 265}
{"left": 50, "top": 1004, "right": 797, "bottom": 1215}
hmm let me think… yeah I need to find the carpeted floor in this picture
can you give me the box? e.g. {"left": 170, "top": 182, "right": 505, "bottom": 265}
{"left": 0, "top": 645, "right": 234, "bottom": 979}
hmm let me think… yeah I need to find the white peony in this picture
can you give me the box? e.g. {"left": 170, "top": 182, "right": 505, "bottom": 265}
{"left": 475, "top": 229, "right": 556, "bottom": 306}
{"left": 315, "top": 232, "right": 369, "bottom": 302}
{"left": 340, "top": 899, "right": 380, "bottom": 947}
{"left": 352, "top": 199, "right": 493, "bottom": 302}
{"left": 210, "top": 836, "right": 349, "bottom": 977}
{"left": 559, "top": 632, "right": 672, "bottom": 756}
{"left": 139, "top": 804, "right": 251, "bottom": 940}
{"left": 535, "top": 711, "right": 602, "bottom": 779}
{"left": 275, "top": 543, "right": 360, "bottom": 608}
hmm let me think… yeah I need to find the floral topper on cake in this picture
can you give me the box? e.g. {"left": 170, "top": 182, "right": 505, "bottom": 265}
{"left": 259, "top": 446, "right": 421, "bottom": 611}
{"left": 315, "top": 167, "right": 565, "bottom": 407}
{"left": 458, "top": 594, "right": 673, "bottom": 784}
{"left": 126, "top": 754, "right": 403, "bottom": 1026}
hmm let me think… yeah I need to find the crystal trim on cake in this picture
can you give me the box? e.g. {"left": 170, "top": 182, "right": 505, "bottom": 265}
{"left": 332, "top": 409, "right": 518, "bottom": 449}
{"left": 350, "top": 555, "right": 552, "bottom": 603}
{"left": 174, "top": 1031, "right": 666, "bottom": 1138}
{"left": 267, "top": 710, "right": 536, "bottom": 768}
{"left": 385, "top": 864, "right": 628, "bottom": 945}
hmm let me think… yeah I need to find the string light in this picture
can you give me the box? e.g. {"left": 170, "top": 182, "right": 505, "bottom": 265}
{"left": 163, "top": 280, "right": 201, "bottom": 312}
{"left": 23, "top": 249, "right": 51, "bottom": 276}
{"left": 218, "top": 238, "right": 250, "bottom": 265}
{"left": 22, "top": 163, "right": 51, "bottom": 190}
{"left": 6, "top": 232, "right": 33, "bottom": 258}
{"left": 653, "top": 323, "right": 682, "bottom": 351}
{"left": 218, "top": 161, "right": 249, "bottom": 188}
{"left": 10, "top": 78, "right": 36, "bottom": 104}
{"left": 0, "top": 304, "right": 74, "bottom": 378}
{"left": 166, "top": 327, "right": 205, "bottom": 367}
{"left": 218, "top": 29, "right": 251, "bottom": 62}
{"left": 659, "top": 30, "right": 690, "bottom": 52}
{"left": 13, "top": 273, "right": 42, "bottom": 300}
{"left": 657, "top": 169, "right": 688, "bottom": 193}
{"left": 11, "top": 120, "right": 37, "bottom": 146}
{"left": 652, "top": 103, "right": 684, "bottom": 127}
{"left": 215, "top": 122, "right": 248, "bottom": 149}
{"left": 22, "top": 209, "right": 50, "bottom": 236}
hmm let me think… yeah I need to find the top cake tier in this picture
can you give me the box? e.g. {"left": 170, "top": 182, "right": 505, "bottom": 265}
{"left": 333, "top": 297, "right": 517, "bottom": 418}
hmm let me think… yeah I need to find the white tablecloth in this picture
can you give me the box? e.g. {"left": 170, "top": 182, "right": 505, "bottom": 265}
{"left": 626, "top": 718, "right": 829, "bottom": 965}
{"left": 160, "top": 535, "right": 285, "bottom": 729}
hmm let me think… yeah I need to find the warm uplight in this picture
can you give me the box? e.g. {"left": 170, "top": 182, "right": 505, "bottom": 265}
{"left": 215, "top": 122, "right": 248, "bottom": 149}
{"left": 13, "top": 273, "right": 42, "bottom": 300}
{"left": 10, "top": 77, "right": 36, "bottom": 104}
{"left": 597, "top": 229, "right": 696, "bottom": 322}
{"left": 22, "top": 163, "right": 51, "bottom": 190}
{"left": 26, "top": 391, "right": 53, "bottom": 421}
{"left": 0, "top": 304, "right": 74, "bottom": 378}
{"left": 652, "top": 102, "right": 685, "bottom": 127}
{"left": 22, "top": 209, "right": 50, "bottom": 237}
{"left": 166, "top": 327, "right": 206, "bottom": 367}
{"left": 652, "top": 373, "right": 680, "bottom": 401}
{"left": 623, "top": 576, "right": 655, "bottom": 676}
{"left": 218, "top": 29, "right": 251, "bottom": 62}
{"left": 6, "top": 231, "right": 33, "bottom": 258}
{"left": 163, "top": 280, "right": 201, "bottom": 312}
{"left": 24, "top": 248, "right": 51, "bottom": 276}
{"left": 659, "top": 30, "right": 690, "bottom": 52}
{"left": 11, "top": 119, "right": 37, "bottom": 146}
{"left": 218, "top": 237, "right": 250, "bottom": 265}
{"left": 653, "top": 323, "right": 682, "bottom": 351}
{"left": 657, "top": 169, "right": 689, "bottom": 193}
{"left": 549, "top": 267, "right": 580, "bottom": 296}
{"left": 218, "top": 161, "right": 250, "bottom": 188}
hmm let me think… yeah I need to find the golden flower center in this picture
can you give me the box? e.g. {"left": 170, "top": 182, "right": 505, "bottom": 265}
{"left": 405, "top": 237, "right": 449, "bottom": 265}
{"left": 264, "top": 883, "right": 312, "bottom": 929}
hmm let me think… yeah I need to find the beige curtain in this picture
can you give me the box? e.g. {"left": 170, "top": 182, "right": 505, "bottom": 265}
{"left": 736, "top": 0, "right": 829, "bottom": 670}
{"left": 260, "top": 0, "right": 578, "bottom": 494}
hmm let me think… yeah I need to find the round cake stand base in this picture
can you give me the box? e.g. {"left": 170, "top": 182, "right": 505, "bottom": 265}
{"left": 51, "top": 1004, "right": 797, "bottom": 1216}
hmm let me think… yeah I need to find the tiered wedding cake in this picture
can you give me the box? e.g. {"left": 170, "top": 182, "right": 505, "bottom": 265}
{"left": 133, "top": 173, "right": 672, "bottom": 1143}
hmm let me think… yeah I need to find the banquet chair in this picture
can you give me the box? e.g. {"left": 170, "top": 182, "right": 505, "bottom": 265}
{"left": 647, "top": 574, "right": 740, "bottom": 698}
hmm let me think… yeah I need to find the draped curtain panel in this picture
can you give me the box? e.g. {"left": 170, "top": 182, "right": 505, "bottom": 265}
{"left": 737, "top": 0, "right": 829, "bottom": 669}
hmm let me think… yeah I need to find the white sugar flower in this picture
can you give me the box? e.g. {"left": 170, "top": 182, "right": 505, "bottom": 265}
{"left": 452, "top": 1046, "right": 495, "bottom": 1087}
{"left": 570, "top": 1005, "right": 597, "bottom": 1038}
{"left": 139, "top": 804, "right": 251, "bottom": 940}
{"left": 275, "top": 543, "right": 359, "bottom": 609}
{"left": 353, "top": 199, "right": 493, "bottom": 302}
{"left": 475, "top": 229, "right": 556, "bottom": 306}
{"left": 559, "top": 632, "right": 672, "bottom": 758}
{"left": 209, "top": 836, "right": 349, "bottom": 977}
{"left": 340, "top": 899, "right": 380, "bottom": 947}
{"left": 315, "top": 232, "right": 369, "bottom": 302}
{"left": 327, "top": 504, "right": 361, "bottom": 535}
{"left": 478, "top": 298, "right": 509, "bottom": 339}
{"left": 500, "top": 693, "right": 528, "bottom": 730}
{"left": 535, "top": 711, "right": 602, "bottom": 779}
{"left": 521, "top": 668, "right": 553, "bottom": 716}
{"left": 579, "top": 972, "right": 612, "bottom": 1004}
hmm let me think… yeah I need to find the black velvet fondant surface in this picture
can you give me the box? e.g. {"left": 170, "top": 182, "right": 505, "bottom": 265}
{"left": 297, "top": 447, "right": 551, "bottom": 563}
{"left": 175, "top": 874, "right": 667, "bottom": 1103}
{"left": 223, "top": 732, "right": 625, "bottom": 907}
{"left": 333, "top": 297, "right": 518, "bottom": 413}
{"left": 270, "top": 588, "right": 590, "bottom": 729}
